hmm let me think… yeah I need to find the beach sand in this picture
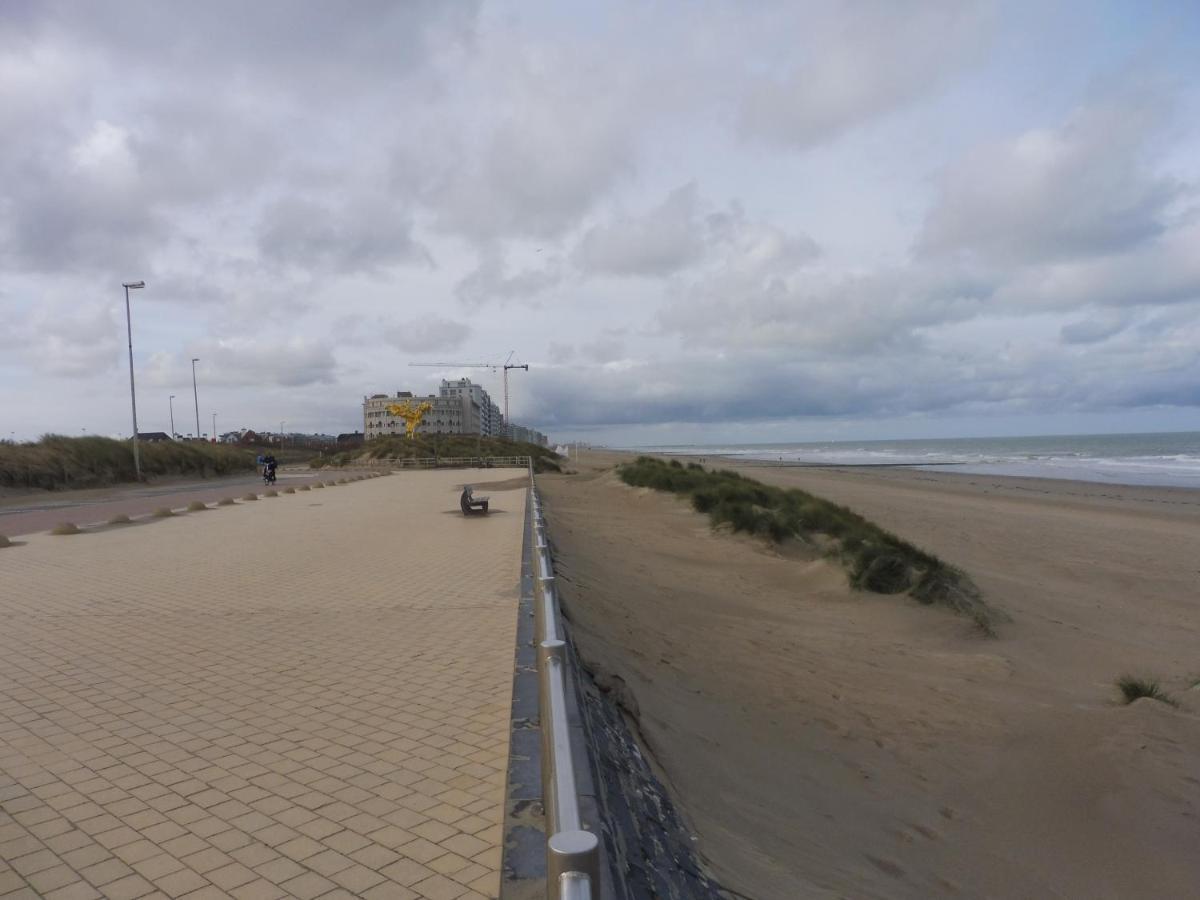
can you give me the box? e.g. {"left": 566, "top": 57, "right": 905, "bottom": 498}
{"left": 537, "top": 452, "right": 1200, "bottom": 899}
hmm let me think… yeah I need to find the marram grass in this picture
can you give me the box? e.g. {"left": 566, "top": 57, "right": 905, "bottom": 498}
{"left": 618, "top": 456, "right": 1000, "bottom": 634}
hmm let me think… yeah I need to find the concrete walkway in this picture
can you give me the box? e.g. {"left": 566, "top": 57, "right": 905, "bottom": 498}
{"left": 0, "top": 471, "right": 526, "bottom": 900}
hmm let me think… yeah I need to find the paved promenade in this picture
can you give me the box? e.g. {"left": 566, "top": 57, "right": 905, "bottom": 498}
{"left": 0, "top": 471, "right": 526, "bottom": 900}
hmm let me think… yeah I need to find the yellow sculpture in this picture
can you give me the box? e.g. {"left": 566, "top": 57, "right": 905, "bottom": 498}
{"left": 386, "top": 400, "right": 433, "bottom": 438}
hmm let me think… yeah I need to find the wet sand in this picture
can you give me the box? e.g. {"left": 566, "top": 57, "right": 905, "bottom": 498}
{"left": 537, "top": 451, "right": 1200, "bottom": 899}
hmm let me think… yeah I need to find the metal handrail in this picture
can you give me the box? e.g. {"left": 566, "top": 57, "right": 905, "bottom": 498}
{"left": 365, "top": 455, "right": 531, "bottom": 468}
{"left": 530, "top": 472, "right": 600, "bottom": 900}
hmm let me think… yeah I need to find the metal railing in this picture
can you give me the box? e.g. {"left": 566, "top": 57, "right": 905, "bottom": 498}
{"left": 530, "top": 465, "right": 601, "bottom": 900}
{"left": 366, "top": 455, "right": 531, "bottom": 469}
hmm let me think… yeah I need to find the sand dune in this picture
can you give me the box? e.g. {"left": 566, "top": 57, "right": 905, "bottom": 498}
{"left": 537, "top": 453, "right": 1200, "bottom": 899}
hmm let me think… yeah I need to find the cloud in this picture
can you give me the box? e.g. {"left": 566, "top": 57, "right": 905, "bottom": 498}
{"left": 1060, "top": 311, "right": 1131, "bottom": 345}
{"left": 574, "top": 183, "right": 706, "bottom": 276}
{"left": 455, "top": 252, "right": 563, "bottom": 308}
{"left": 181, "top": 338, "right": 338, "bottom": 388}
{"left": 737, "top": 1, "right": 994, "bottom": 148}
{"left": 431, "top": 45, "right": 639, "bottom": 241}
{"left": 2, "top": 299, "right": 122, "bottom": 378}
{"left": 384, "top": 317, "right": 471, "bottom": 352}
{"left": 918, "top": 89, "right": 1182, "bottom": 265}
{"left": 257, "top": 195, "right": 432, "bottom": 274}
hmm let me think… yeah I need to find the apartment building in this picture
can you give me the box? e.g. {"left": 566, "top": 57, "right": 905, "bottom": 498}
{"left": 362, "top": 379, "right": 501, "bottom": 439}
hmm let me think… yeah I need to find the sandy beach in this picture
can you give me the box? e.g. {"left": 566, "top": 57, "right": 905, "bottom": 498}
{"left": 537, "top": 452, "right": 1200, "bottom": 899}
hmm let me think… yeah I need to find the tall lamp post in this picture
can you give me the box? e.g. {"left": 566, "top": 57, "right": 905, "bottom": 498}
{"left": 122, "top": 281, "right": 146, "bottom": 479}
{"left": 279, "top": 420, "right": 286, "bottom": 446}
{"left": 169, "top": 394, "right": 176, "bottom": 439}
{"left": 191, "top": 358, "right": 201, "bottom": 442}
{"left": 212, "top": 412, "right": 217, "bottom": 444}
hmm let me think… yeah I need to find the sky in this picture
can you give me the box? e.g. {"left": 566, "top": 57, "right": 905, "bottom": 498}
{"left": 2, "top": 1, "right": 1200, "bottom": 445}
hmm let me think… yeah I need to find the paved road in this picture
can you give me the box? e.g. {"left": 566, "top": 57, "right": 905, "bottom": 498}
{"left": 0, "top": 470, "right": 327, "bottom": 538}
{"left": 0, "top": 469, "right": 526, "bottom": 899}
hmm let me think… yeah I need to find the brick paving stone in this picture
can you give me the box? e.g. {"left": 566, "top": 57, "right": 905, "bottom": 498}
{"left": 0, "top": 471, "right": 521, "bottom": 900}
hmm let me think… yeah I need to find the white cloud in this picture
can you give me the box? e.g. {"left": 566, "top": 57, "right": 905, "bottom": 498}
{"left": 737, "top": 1, "right": 994, "bottom": 148}
{"left": 919, "top": 90, "right": 1182, "bottom": 264}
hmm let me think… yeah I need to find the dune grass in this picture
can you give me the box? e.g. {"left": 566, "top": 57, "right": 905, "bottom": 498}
{"left": 187, "top": 501, "right": 208, "bottom": 512}
{"left": 242, "top": 493, "right": 259, "bottom": 501}
{"left": 217, "top": 497, "right": 236, "bottom": 506}
{"left": 618, "top": 456, "right": 997, "bottom": 633}
{"left": 151, "top": 507, "right": 174, "bottom": 517}
{"left": 1116, "top": 675, "right": 1177, "bottom": 707}
{"left": 265, "top": 489, "right": 279, "bottom": 497}
{"left": 313, "top": 435, "right": 562, "bottom": 473}
{"left": 50, "top": 522, "right": 81, "bottom": 535}
{"left": 0, "top": 435, "right": 256, "bottom": 491}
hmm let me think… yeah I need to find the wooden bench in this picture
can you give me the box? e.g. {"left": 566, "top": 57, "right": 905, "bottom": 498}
{"left": 460, "top": 485, "right": 489, "bottom": 516}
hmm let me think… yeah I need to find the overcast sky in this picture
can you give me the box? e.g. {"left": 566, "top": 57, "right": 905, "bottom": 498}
{"left": 3, "top": 1, "right": 1199, "bottom": 445}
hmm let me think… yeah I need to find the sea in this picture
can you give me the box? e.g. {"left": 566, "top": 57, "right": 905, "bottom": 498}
{"left": 629, "top": 431, "right": 1200, "bottom": 489}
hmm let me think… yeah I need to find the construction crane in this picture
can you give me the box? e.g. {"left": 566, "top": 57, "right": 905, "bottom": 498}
{"left": 408, "top": 352, "right": 528, "bottom": 428}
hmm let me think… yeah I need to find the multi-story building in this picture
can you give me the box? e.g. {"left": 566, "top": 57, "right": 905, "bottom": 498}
{"left": 363, "top": 379, "right": 549, "bottom": 443}
{"left": 362, "top": 379, "right": 502, "bottom": 440}
{"left": 438, "top": 378, "right": 504, "bottom": 437}
{"left": 507, "top": 424, "right": 550, "bottom": 446}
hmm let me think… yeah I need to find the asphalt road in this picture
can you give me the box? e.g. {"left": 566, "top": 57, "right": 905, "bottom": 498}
{"left": 0, "top": 469, "right": 328, "bottom": 537}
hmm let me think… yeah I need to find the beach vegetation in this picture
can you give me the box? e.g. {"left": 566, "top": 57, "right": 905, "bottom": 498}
{"left": 312, "top": 434, "right": 562, "bottom": 473}
{"left": 187, "top": 501, "right": 208, "bottom": 511}
{"left": 151, "top": 507, "right": 174, "bottom": 517}
{"left": 0, "top": 435, "right": 256, "bottom": 491}
{"left": 0, "top": 534, "right": 10, "bottom": 548}
{"left": 217, "top": 497, "right": 236, "bottom": 505}
{"left": 1116, "top": 675, "right": 1177, "bottom": 707}
{"left": 618, "top": 456, "right": 996, "bottom": 632}
{"left": 50, "top": 522, "right": 81, "bottom": 535}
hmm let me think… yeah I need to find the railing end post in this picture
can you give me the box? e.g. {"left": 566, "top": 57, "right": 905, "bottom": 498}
{"left": 547, "top": 830, "right": 600, "bottom": 899}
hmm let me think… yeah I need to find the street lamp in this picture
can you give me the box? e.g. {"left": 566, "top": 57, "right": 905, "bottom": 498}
{"left": 191, "top": 358, "right": 201, "bottom": 442}
{"left": 280, "top": 420, "right": 286, "bottom": 446}
{"left": 122, "top": 280, "right": 145, "bottom": 479}
{"left": 212, "top": 412, "right": 217, "bottom": 444}
{"left": 169, "top": 394, "right": 176, "bottom": 439}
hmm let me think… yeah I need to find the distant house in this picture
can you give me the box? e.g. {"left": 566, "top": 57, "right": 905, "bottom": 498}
{"left": 337, "top": 432, "right": 364, "bottom": 447}
{"left": 137, "top": 432, "right": 172, "bottom": 443}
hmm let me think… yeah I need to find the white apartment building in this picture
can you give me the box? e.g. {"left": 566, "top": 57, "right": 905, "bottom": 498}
{"left": 362, "top": 379, "right": 502, "bottom": 439}
{"left": 438, "top": 378, "right": 504, "bottom": 438}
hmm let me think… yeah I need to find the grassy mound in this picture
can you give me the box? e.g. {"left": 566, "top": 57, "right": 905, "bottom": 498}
{"left": 0, "top": 435, "right": 256, "bottom": 491}
{"left": 1116, "top": 675, "right": 1177, "bottom": 707}
{"left": 619, "top": 457, "right": 997, "bottom": 633}
{"left": 312, "top": 435, "right": 561, "bottom": 473}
